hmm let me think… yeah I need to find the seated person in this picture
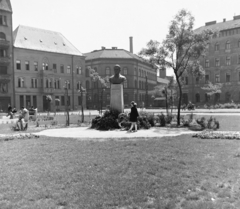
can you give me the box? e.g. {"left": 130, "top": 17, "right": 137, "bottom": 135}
{"left": 6, "top": 104, "right": 13, "bottom": 119}
{"left": 15, "top": 107, "right": 29, "bottom": 131}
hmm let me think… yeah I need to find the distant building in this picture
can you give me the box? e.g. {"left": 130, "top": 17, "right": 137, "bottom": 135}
{"left": 0, "top": 0, "right": 14, "bottom": 111}
{"left": 84, "top": 38, "right": 158, "bottom": 109}
{"left": 183, "top": 16, "right": 240, "bottom": 105}
{"left": 13, "top": 25, "right": 85, "bottom": 111}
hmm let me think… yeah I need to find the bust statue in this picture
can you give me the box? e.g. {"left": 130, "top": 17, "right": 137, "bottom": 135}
{"left": 109, "top": 64, "right": 126, "bottom": 84}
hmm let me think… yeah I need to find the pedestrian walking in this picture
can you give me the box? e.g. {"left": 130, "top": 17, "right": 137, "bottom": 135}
{"left": 128, "top": 101, "right": 139, "bottom": 132}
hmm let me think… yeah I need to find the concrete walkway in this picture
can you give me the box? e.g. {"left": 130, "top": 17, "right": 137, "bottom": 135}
{"left": 36, "top": 127, "right": 197, "bottom": 140}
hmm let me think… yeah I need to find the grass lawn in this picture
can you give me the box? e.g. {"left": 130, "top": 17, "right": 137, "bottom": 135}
{"left": 1, "top": 135, "right": 240, "bottom": 208}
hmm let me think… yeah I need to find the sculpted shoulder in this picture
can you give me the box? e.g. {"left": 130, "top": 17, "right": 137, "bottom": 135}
{"left": 109, "top": 74, "right": 126, "bottom": 84}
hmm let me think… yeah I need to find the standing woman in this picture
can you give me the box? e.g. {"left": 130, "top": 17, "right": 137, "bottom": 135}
{"left": 128, "top": 101, "right": 139, "bottom": 132}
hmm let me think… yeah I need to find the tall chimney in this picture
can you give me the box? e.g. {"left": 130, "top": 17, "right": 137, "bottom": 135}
{"left": 129, "top": 37, "right": 133, "bottom": 53}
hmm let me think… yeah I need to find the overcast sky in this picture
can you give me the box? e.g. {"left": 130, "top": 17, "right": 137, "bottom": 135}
{"left": 11, "top": 0, "right": 240, "bottom": 75}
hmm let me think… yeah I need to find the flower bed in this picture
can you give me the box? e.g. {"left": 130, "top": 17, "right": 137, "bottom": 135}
{"left": 193, "top": 131, "right": 240, "bottom": 140}
{"left": 0, "top": 133, "right": 40, "bottom": 142}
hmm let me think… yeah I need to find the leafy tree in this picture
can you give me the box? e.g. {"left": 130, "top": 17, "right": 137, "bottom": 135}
{"left": 201, "top": 81, "right": 222, "bottom": 105}
{"left": 88, "top": 67, "right": 109, "bottom": 114}
{"left": 139, "top": 9, "right": 214, "bottom": 125}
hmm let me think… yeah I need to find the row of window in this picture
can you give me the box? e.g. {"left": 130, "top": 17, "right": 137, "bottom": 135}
{"left": 17, "top": 77, "right": 84, "bottom": 90}
{"left": 186, "top": 92, "right": 233, "bottom": 103}
{"left": 183, "top": 72, "right": 240, "bottom": 85}
{"left": 15, "top": 60, "right": 82, "bottom": 74}
{"left": 212, "top": 40, "right": 240, "bottom": 52}
{"left": 86, "top": 66, "right": 156, "bottom": 80}
{"left": 205, "top": 55, "right": 240, "bottom": 67}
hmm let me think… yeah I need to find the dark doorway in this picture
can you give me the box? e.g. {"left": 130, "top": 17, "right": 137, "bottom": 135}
{"left": 33, "top": 96, "right": 37, "bottom": 108}
{"left": 0, "top": 96, "right": 11, "bottom": 112}
{"left": 43, "top": 95, "right": 50, "bottom": 112}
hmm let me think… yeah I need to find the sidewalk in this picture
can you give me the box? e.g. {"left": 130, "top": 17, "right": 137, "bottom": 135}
{"left": 35, "top": 127, "right": 197, "bottom": 140}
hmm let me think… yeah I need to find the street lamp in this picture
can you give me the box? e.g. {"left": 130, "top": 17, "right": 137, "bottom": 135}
{"left": 78, "top": 82, "right": 86, "bottom": 123}
{"left": 64, "top": 81, "right": 70, "bottom": 126}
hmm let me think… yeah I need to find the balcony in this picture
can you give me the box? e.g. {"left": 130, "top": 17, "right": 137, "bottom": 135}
{"left": 0, "top": 56, "right": 10, "bottom": 64}
{"left": 0, "top": 39, "right": 10, "bottom": 48}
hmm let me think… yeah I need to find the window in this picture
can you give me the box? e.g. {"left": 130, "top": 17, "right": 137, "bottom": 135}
{"left": 215, "top": 74, "right": 220, "bottom": 83}
{"left": 94, "top": 67, "right": 97, "bottom": 72}
{"left": 60, "top": 65, "right": 64, "bottom": 73}
{"left": 226, "top": 57, "right": 231, "bottom": 66}
{"left": 77, "top": 81, "right": 81, "bottom": 90}
{"left": 139, "top": 81, "right": 141, "bottom": 89}
{"left": 54, "top": 79, "right": 57, "bottom": 89}
{"left": 49, "top": 79, "right": 52, "bottom": 88}
{"left": 238, "top": 55, "right": 240, "bottom": 64}
{"left": 86, "top": 67, "right": 89, "bottom": 77}
{"left": 135, "top": 80, "right": 137, "bottom": 88}
{"left": 0, "top": 15, "right": 7, "bottom": 25}
{"left": 215, "top": 58, "right": 220, "bottom": 67}
{"left": 238, "top": 40, "right": 240, "bottom": 48}
{"left": 57, "top": 80, "right": 60, "bottom": 89}
{"left": 134, "top": 68, "right": 137, "bottom": 76}
{"left": 0, "top": 32, "right": 6, "bottom": 40}
{"left": 124, "top": 93, "right": 128, "bottom": 103}
{"left": 0, "top": 49, "right": 6, "bottom": 57}
{"left": 215, "top": 43, "right": 219, "bottom": 51}
{"left": 205, "top": 60, "right": 209, "bottom": 68}
{"left": 195, "top": 93, "right": 200, "bottom": 103}
{"left": 196, "top": 77, "right": 199, "bottom": 85}
{"left": 105, "top": 67, "right": 110, "bottom": 75}
{"left": 67, "top": 65, "right": 71, "bottom": 74}
{"left": 46, "top": 79, "right": 49, "bottom": 88}
{"left": 123, "top": 67, "right": 128, "bottom": 75}
{"left": 123, "top": 80, "right": 128, "bottom": 88}
{"left": 34, "top": 62, "right": 38, "bottom": 71}
{"left": 31, "top": 78, "right": 37, "bottom": 88}
{"left": 61, "top": 96, "right": 65, "bottom": 106}
{"left": 205, "top": 74, "right": 209, "bottom": 84}
{"left": 42, "top": 63, "right": 45, "bottom": 70}
{"left": 225, "top": 41, "right": 230, "bottom": 50}
{"left": 225, "top": 92, "right": 231, "bottom": 102}
{"left": 25, "top": 61, "right": 29, "bottom": 70}
{"left": 18, "top": 78, "right": 24, "bottom": 88}
{"left": 55, "top": 96, "right": 59, "bottom": 106}
{"left": 76, "top": 66, "right": 81, "bottom": 74}
{"left": 226, "top": 73, "right": 231, "bottom": 82}
{"left": 66, "top": 81, "right": 70, "bottom": 89}
{"left": 16, "top": 60, "right": 21, "bottom": 70}
{"left": 53, "top": 64, "right": 57, "bottom": 72}
{"left": 45, "top": 63, "right": 48, "bottom": 70}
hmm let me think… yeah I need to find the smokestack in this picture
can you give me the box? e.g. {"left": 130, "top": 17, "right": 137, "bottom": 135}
{"left": 223, "top": 18, "right": 226, "bottom": 22}
{"left": 129, "top": 37, "right": 133, "bottom": 53}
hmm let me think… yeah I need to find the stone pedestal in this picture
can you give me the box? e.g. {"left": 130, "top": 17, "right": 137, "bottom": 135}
{"left": 110, "top": 84, "right": 124, "bottom": 113}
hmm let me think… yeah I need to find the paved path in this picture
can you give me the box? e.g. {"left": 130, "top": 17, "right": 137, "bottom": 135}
{"left": 36, "top": 127, "right": 197, "bottom": 141}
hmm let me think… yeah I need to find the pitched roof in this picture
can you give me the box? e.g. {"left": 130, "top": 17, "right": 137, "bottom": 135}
{"left": 84, "top": 49, "right": 140, "bottom": 60}
{"left": 0, "top": 0, "right": 12, "bottom": 12}
{"left": 84, "top": 48, "right": 152, "bottom": 66}
{"left": 13, "top": 25, "right": 83, "bottom": 56}
{"left": 194, "top": 18, "right": 240, "bottom": 33}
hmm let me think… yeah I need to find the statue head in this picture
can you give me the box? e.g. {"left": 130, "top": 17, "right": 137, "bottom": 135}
{"left": 114, "top": 64, "right": 121, "bottom": 75}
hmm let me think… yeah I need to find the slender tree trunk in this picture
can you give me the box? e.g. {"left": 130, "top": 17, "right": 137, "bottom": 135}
{"left": 176, "top": 76, "right": 182, "bottom": 126}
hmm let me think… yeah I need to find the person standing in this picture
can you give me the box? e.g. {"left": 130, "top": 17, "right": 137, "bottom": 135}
{"left": 128, "top": 101, "right": 139, "bottom": 132}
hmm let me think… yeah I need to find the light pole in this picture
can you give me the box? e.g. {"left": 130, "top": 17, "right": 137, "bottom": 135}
{"left": 64, "top": 81, "right": 70, "bottom": 126}
{"left": 78, "top": 83, "right": 86, "bottom": 123}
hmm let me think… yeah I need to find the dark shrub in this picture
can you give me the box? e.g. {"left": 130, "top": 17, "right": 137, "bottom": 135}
{"left": 139, "top": 111, "right": 155, "bottom": 127}
{"left": 91, "top": 108, "right": 120, "bottom": 130}
{"left": 158, "top": 113, "right": 166, "bottom": 127}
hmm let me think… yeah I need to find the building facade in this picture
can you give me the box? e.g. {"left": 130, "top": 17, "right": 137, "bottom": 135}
{"left": 0, "top": 0, "right": 14, "bottom": 112}
{"left": 183, "top": 15, "right": 240, "bottom": 105}
{"left": 84, "top": 47, "right": 158, "bottom": 109}
{"left": 13, "top": 25, "right": 86, "bottom": 112}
